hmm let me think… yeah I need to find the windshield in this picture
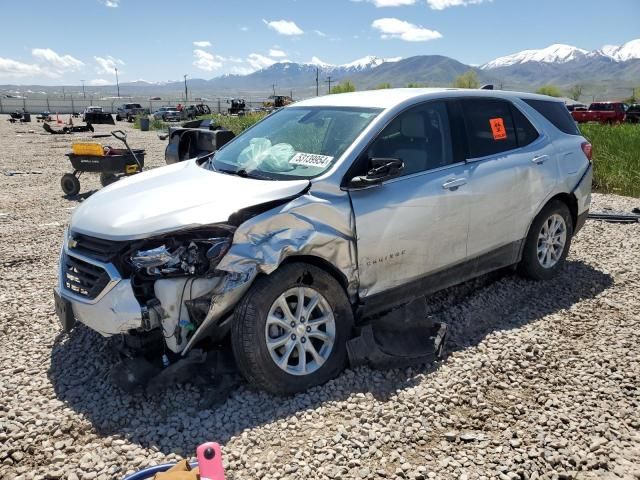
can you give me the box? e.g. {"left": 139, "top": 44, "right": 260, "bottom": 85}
{"left": 206, "top": 106, "right": 381, "bottom": 180}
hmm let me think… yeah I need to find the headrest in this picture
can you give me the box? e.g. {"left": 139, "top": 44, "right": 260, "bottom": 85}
{"left": 400, "top": 113, "right": 425, "bottom": 138}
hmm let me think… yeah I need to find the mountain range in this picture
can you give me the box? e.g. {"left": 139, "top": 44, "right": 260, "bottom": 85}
{"left": 3, "top": 39, "right": 639, "bottom": 101}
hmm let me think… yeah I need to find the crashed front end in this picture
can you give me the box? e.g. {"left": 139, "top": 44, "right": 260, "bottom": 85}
{"left": 54, "top": 183, "right": 359, "bottom": 369}
{"left": 55, "top": 223, "right": 255, "bottom": 355}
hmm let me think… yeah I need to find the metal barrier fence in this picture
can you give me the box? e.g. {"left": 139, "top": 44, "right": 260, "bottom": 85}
{"left": 0, "top": 97, "right": 271, "bottom": 115}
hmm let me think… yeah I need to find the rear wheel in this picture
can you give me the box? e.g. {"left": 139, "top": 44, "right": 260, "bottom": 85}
{"left": 60, "top": 173, "right": 80, "bottom": 196}
{"left": 232, "top": 263, "right": 353, "bottom": 395}
{"left": 519, "top": 200, "right": 573, "bottom": 280}
{"left": 115, "top": 114, "right": 121, "bottom": 121}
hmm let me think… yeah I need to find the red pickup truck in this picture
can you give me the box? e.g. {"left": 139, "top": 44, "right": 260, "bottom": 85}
{"left": 571, "top": 102, "right": 627, "bottom": 124}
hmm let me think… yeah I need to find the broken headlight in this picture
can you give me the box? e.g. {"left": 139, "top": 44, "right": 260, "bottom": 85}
{"left": 130, "top": 236, "right": 232, "bottom": 277}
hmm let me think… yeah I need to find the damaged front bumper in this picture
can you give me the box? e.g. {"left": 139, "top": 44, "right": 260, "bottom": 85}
{"left": 56, "top": 241, "right": 143, "bottom": 336}
{"left": 55, "top": 230, "right": 255, "bottom": 354}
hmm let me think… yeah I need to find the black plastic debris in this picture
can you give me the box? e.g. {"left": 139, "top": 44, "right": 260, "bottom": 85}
{"left": 347, "top": 297, "right": 447, "bottom": 369}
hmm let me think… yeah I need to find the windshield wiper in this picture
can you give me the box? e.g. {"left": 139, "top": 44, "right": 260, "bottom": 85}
{"left": 216, "top": 167, "right": 271, "bottom": 180}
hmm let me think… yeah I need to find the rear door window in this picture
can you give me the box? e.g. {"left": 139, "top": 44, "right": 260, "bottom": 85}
{"left": 523, "top": 99, "right": 581, "bottom": 135}
{"left": 460, "top": 99, "right": 517, "bottom": 158}
{"left": 510, "top": 105, "right": 539, "bottom": 147}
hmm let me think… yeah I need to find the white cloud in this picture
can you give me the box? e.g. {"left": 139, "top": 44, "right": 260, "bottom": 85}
{"left": 427, "top": 0, "right": 491, "bottom": 9}
{"left": 103, "top": 0, "right": 119, "bottom": 7}
{"left": 193, "top": 41, "right": 211, "bottom": 47}
{"left": 269, "top": 48, "right": 287, "bottom": 58}
{"left": 247, "top": 53, "right": 277, "bottom": 70}
{"left": 0, "top": 57, "right": 43, "bottom": 78}
{"left": 229, "top": 65, "right": 255, "bottom": 75}
{"left": 32, "top": 48, "right": 84, "bottom": 71}
{"left": 240, "top": 26, "right": 249, "bottom": 32}
{"left": 371, "top": 18, "right": 442, "bottom": 42}
{"left": 193, "top": 49, "right": 223, "bottom": 71}
{"left": 88, "top": 79, "right": 110, "bottom": 86}
{"left": 94, "top": 55, "right": 124, "bottom": 74}
{"left": 372, "top": 0, "right": 417, "bottom": 6}
{"left": 313, "top": 30, "right": 327, "bottom": 37}
{"left": 262, "top": 19, "right": 304, "bottom": 36}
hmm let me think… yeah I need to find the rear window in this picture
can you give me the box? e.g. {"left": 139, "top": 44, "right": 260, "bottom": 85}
{"left": 523, "top": 99, "right": 580, "bottom": 135}
{"left": 461, "top": 99, "right": 517, "bottom": 158}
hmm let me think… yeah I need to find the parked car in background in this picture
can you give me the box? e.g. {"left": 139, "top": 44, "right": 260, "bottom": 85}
{"left": 153, "top": 106, "right": 182, "bottom": 122}
{"left": 116, "top": 103, "right": 146, "bottom": 122}
{"left": 566, "top": 103, "right": 587, "bottom": 112}
{"left": 625, "top": 104, "right": 640, "bottom": 123}
{"left": 54, "top": 89, "right": 592, "bottom": 394}
{"left": 82, "top": 106, "right": 103, "bottom": 122}
{"left": 571, "top": 102, "right": 626, "bottom": 124}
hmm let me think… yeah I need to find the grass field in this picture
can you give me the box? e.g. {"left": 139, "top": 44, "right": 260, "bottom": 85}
{"left": 581, "top": 123, "right": 640, "bottom": 198}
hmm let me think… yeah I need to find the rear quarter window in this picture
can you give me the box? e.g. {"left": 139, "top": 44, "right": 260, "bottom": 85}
{"left": 523, "top": 99, "right": 580, "bottom": 135}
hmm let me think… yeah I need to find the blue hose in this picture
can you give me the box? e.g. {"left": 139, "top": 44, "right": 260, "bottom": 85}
{"left": 122, "top": 462, "right": 199, "bottom": 480}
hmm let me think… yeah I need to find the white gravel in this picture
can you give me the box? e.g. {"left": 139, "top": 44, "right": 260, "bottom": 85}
{"left": 0, "top": 116, "right": 639, "bottom": 480}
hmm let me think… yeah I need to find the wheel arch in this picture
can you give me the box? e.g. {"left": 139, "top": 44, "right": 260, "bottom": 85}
{"left": 519, "top": 192, "right": 577, "bottom": 261}
{"left": 278, "top": 255, "right": 352, "bottom": 303}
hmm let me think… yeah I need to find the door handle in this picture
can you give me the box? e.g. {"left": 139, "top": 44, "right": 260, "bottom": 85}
{"left": 532, "top": 154, "right": 549, "bottom": 164}
{"left": 442, "top": 178, "right": 467, "bottom": 190}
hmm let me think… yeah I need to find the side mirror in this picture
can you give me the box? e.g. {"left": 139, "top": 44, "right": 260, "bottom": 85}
{"left": 349, "top": 157, "right": 404, "bottom": 188}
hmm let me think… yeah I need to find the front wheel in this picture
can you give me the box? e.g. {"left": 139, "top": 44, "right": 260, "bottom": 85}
{"left": 115, "top": 114, "right": 121, "bottom": 121}
{"left": 231, "top": 263, "right": 353, "bottom": 395}
{"left": 519, "top": 200, "right": 573, "bottom": 280}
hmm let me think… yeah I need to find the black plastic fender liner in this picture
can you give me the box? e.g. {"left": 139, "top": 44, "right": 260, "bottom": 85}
{"left": 347, "top": 322, "right": 447, "bottom": 369}
{"left": 347, "top": 298, "right": 448, "bottom": 369}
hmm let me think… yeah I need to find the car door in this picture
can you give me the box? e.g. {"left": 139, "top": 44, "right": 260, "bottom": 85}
{"left": 348, "top": 100, "right": 470, "bottom": 300}
{"left": 461, "top": 98, "right": 557, "bottom": 260}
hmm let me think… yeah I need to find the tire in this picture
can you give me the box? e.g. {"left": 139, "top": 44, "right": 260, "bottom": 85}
{"left": 115, "top": 114, "right": 121, "bottom": 121}
{"left": 60, "top": 173, "right": 80, "bottom": 196}
{"left": 519, "top": 200, "right": 573, "bottom": 281}
{"left": 231, "top": 263, "right": 353, "bottom": 395}
{"left": 99, "top": 173, "right": 119, "bottom": 187}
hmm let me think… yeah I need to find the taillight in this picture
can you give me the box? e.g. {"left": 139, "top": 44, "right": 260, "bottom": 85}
{"left": 581, "top": 141, "right": 592, "bottom": 162}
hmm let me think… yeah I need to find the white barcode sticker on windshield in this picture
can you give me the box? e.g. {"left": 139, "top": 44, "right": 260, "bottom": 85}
{"left": 289, "top": 152, "right": 333, "bottom": 168}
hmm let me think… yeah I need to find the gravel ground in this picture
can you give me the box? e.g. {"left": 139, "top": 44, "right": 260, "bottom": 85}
{"left": 0, "top": 116, "right": 639, "bottom": 480}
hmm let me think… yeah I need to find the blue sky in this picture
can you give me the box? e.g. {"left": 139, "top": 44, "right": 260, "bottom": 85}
{"left": 1, "top": 0, "right": 638, "bottom": 85}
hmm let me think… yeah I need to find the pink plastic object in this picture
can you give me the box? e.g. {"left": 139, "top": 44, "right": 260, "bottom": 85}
{"left": 196, "top": 442, "right": 225, "bottom": 480}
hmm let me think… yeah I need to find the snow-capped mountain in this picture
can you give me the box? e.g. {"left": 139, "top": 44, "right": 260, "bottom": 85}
{"left": 482, "top": 39, "right": 640, "bottom": 69}
{"left": 308, "top": 55, "right": 401, "bottom": 71}
{"left": 589, "top": 39, "right": 640, "bottom": 62}
{"left": 482, "top": 44, "right": 588, "bottom": 69}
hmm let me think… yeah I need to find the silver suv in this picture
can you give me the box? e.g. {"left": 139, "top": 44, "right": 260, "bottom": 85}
{"left": 54, "top": 89, "right": 592, "bottom": 394}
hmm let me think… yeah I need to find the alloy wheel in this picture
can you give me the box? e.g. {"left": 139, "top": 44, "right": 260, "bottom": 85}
{"left": 265, "top": 286, "right": 336, "bottom": 376}
{"left": 537, "top": 213, "right": 567, "bottom": 268}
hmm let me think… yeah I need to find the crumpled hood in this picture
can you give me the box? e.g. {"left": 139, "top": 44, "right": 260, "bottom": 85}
{"left": 70, "top": 160, "right": 309, "bottom": 240}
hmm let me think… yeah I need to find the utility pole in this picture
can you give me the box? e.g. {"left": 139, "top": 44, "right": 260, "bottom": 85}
{"left": 184, "top": 74, "right": 188, "bottom": 104}
{"left": 316, "top": 67, "right": 319, "bottom": 96}
{"left": 62, "top": 86, "right": 66, "bottom": 100}
{"left": 80, "top": 80, "right": 86, "bottom": 99}
{"left": 115, "top": 67, "right": 120, "bottom": 98}
{"left": 325, "top": 76, "right": 333, "bottom": 94}
{"left": 272, "top": 83, "right": 276, "bottom": 97}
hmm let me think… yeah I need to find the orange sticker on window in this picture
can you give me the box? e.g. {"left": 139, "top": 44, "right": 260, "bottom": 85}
{"left": 489, "top": 117, "right": 507, "bottom": 141}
